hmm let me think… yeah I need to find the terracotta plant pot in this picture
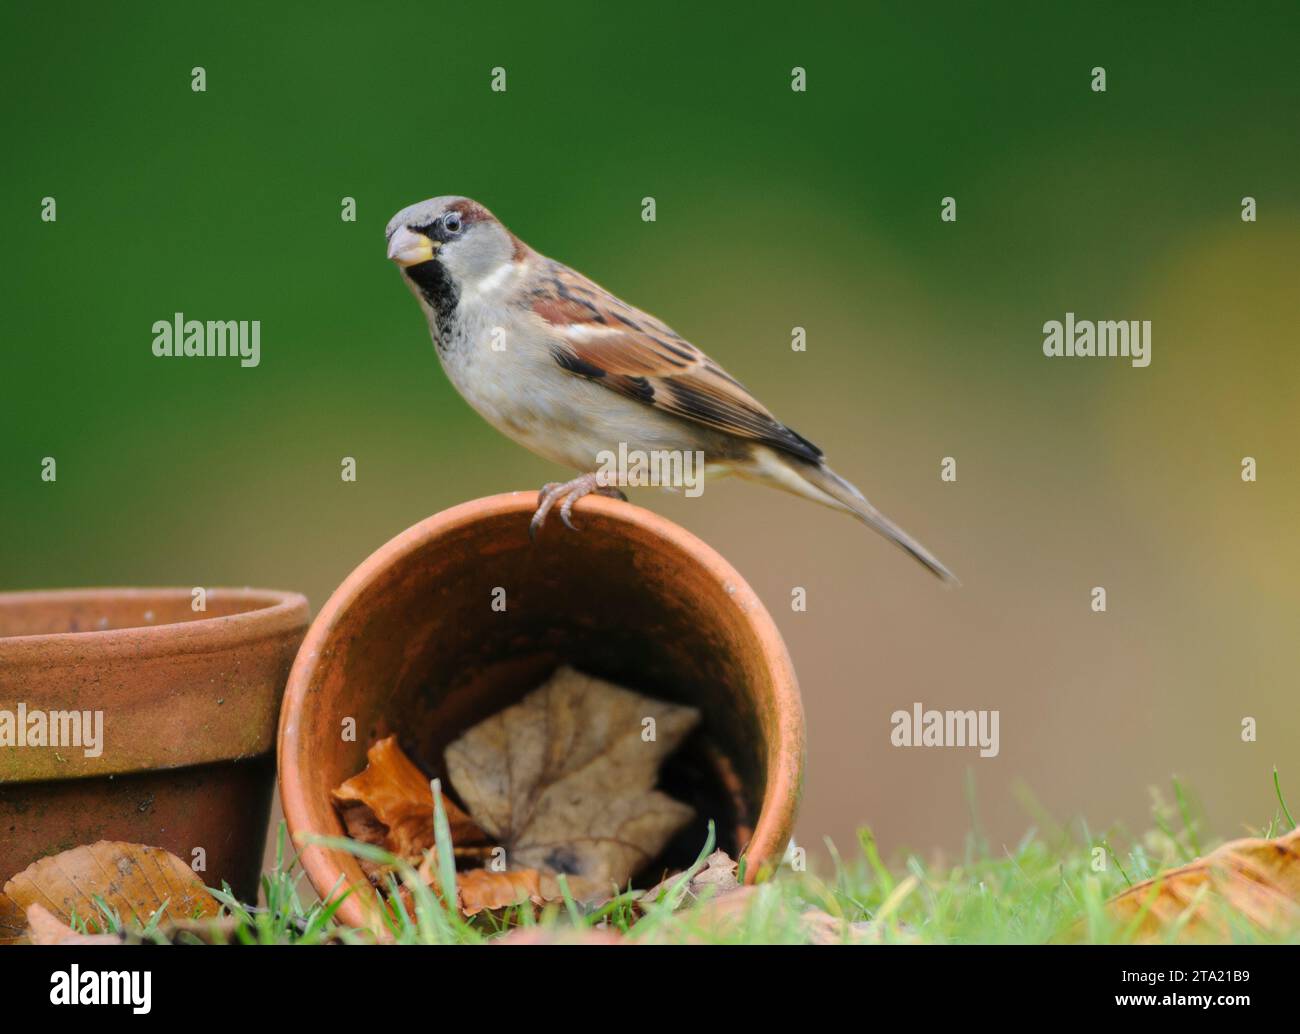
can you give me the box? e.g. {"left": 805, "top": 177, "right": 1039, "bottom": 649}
{"left": 0, "top": 588, "right": 309, "bottom": 903}
{"left": 279, "top": 492, "right": 805, "bottom": 928}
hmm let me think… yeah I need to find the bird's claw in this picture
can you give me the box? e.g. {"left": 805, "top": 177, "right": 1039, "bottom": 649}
{"left": 530, "top": 475, "right": 627, "bottom": 540}
{"left": 528, "top": 482, "right": 564, "bottom": 542}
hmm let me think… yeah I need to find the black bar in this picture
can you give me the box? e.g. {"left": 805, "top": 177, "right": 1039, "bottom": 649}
{"left": 0, "top": 944, "right": 1291, "bottom": 1020}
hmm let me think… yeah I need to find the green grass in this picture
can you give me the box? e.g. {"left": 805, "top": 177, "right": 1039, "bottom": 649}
{"left": 84, "top": 772, "right": 1297, "bottom": 945}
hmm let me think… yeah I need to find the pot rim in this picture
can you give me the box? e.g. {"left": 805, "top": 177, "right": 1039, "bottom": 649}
{"left": 279, "top": 491, "right": 805, "bottom": 926}
{"left": 0, "top": 587, "right": 310, "bottom": 663}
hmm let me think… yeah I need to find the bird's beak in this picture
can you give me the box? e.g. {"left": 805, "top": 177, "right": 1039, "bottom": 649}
{"left": 387, "top": 226, "right": 437, "bottom": 267}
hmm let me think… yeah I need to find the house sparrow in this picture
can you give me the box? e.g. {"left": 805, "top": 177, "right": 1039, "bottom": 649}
{"left": 386, "top": 196, "right": 956, "bottom": 582}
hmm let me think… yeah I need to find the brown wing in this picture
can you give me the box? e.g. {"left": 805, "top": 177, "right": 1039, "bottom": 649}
{"left": 529, "top": 260, "right": 823, "bottom": 464}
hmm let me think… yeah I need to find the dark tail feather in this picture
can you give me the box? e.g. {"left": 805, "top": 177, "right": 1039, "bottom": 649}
{"left": 797, "top": 462, "right": 959, "bottom": 584}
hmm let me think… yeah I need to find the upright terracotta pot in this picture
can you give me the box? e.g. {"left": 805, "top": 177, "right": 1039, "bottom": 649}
{"left": 279, "top": 493, "right": 805, "bottom": 928}
{"left": 0, "top": 588, "right": 309, "bottom": 904}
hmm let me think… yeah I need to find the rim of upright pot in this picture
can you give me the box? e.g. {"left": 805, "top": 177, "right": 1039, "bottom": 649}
{"left": 0, "top": 587, "right": 310, "bottom": 663}
{"left": 279, "top": 491, "right": 805, "bottom": 918}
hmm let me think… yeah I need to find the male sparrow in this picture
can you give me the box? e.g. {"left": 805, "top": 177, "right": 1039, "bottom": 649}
{"left": 386, "top": 196, "right": 955, "bottom": 582}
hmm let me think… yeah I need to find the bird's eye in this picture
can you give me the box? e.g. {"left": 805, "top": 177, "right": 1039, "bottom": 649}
{"left": 444, "top": 213, "right": 463, "bottom": 234}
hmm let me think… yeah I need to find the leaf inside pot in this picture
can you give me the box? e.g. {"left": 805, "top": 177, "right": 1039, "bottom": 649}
{"left": 333, "top": 666, "right": 703, "bottom": 914}
{"left": 332, "top": 734, "right": 490, "bottom": 869}
{"left": 444, "top": 866, "right": 543, "bottom": 916}
{"left": 444, "top": 665, "right": 701, "bottom": 895}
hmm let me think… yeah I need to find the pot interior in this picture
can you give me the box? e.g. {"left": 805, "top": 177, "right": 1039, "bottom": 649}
{"left": 0, "top": 589, "right": 290, "bottom": 639}
{"left": 303, "top": 504, "right": 790, "bottom": 881}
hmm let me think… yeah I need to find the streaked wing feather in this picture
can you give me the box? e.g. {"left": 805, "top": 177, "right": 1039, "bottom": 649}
{"left": 531, "top": 262, "right": 822, "bottom": 463}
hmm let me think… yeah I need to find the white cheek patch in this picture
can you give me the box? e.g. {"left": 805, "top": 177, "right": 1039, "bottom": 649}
{"left": 472, "top": 258, "right": 522, "bottom": 297}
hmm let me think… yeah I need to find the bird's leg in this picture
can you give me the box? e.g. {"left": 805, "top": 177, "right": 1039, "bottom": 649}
{"left": 529, "top": 473, "right": 628, "bottom": 540}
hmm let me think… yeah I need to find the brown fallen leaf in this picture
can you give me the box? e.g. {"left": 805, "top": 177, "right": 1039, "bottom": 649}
{"left": 536, "top": 871, "right": 615, "bottom": 903}
{"left": 1104, "top": 826, "right": 1300, "bottom": 941}
{"left": 26, "top": 904, "right": 123, "bottom": 945}
{"left": 415, "top": 851, "right": 542, "bottom": 915}
{"left": 22, "top": 896, "right": 271, "bottom": 946}
{"left": 0, "top": 890, "right": 25, "bottom": 944}
{"left": 0, "top": 842, "right": 220, "bottom": 943}
{"left": 445, "top": 666, "right": 700, "bottom": 897}
{"left": 457, "top": 868, "right": 544, "bottom": 916}
{"left": 417, "top": 850, "right": 609, "bottom": 916}
{"left": 332, "top": 735, "right": 489, "bottom": 863}
{"left": 639, "top": 849, "right": 742, "bottom": 910}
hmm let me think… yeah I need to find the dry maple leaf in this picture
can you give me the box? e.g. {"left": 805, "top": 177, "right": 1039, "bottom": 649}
{"left": 0, "top": 842, "right": 219, "bottom": 943}
{"left": 1104, "top": 826, "right": 1300, "bottom": 940}
{"left": 445, "top": 666, "right": 701, "bottom": 895}
{"left": 332, "top": 735, "right": 488, "bottom": 862}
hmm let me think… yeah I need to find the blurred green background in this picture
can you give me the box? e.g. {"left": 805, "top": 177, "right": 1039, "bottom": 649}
{"left": 3, "top": 1, "right": 1298, "bottom": 867}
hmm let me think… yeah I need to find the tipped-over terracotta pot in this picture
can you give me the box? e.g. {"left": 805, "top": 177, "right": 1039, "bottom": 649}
{"left": 279, "top": 492, "right": 804, "bottom": 927}
{"left": 0, "top": 588, "right": 309, "bottom": 903}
